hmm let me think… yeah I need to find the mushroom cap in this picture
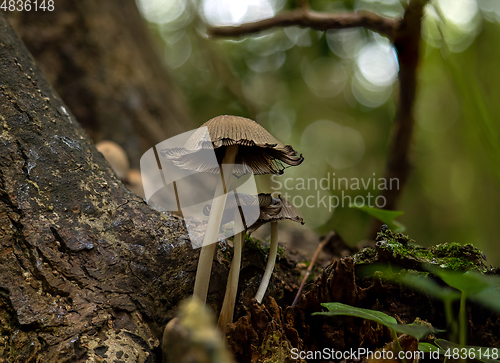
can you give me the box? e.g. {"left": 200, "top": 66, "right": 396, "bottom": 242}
{"left": 255, "top": 193, "right": 283, "bottom": 220}
{"left": 96, "top": 141, "right": 130, "bottom": 180}
{"left": 202, "top": 192, "right": 259, "bottom": 217}
{"left": 202, "top": 193, "right": 287, "bottom": 229}
{"left": 161, "top": 115, "right": 303, "bottom": 175}
{"left": 247, "top": 194, "right": 304, "bottom": 234}
{"left": 203, "top": 193, "right": 303, "bottom": 233}
{"left": 124, "top": 169, "right": 145, "bottom": 198}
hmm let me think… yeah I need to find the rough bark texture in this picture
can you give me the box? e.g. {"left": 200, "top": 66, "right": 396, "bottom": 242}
{"left": 7, "top": 0, "right": 191, "bottom": 167}
{"left": 0, "top": 14, "right": 299, "bottom": 362}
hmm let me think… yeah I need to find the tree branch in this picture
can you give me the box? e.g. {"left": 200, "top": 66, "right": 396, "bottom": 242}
{"left": 369, "top": 0, "right": 428, "bottom": 236}
{"left": 207, "top": 1, "right": 428, "bottom": 237}
{"left": 208, "top": 9, "right": 399, "bottom": 40}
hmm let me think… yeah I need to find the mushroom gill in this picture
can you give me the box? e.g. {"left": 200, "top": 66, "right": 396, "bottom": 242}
{"left": 161, "top": 115, "right": 303, "bottom": 175}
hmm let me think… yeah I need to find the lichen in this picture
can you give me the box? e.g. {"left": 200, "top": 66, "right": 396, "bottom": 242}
{"left": 259, "top": 330, "right": 294, "bottom": 363}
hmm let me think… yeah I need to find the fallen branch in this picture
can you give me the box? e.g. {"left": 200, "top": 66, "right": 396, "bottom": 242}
{"left": 291, "top": 231, "right": 336, "bottom": 307}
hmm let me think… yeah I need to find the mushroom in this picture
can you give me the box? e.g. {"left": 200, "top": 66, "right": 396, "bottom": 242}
{"left": 161, "top": 115, "right": 303, "bottom": 304}
{"left": 216, "top": 193, "right": 283, "bottom": 332}
{"left": 124, "top": 169, "right": 145, "bottom": 198}
{"left": 202, "top": 192, "right": 260, "bottom": 225}
{"left": 96, "top": 140, "right": 130, "bottom": 180}
{"left": 248, "top": 194, "right": 304, "bottom": 304}
{"left": 162, "top": 297, "right": 236, "bottom": 363}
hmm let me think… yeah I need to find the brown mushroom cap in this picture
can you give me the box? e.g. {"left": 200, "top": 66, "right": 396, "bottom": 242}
{"left": 161, "top": 115, "right": 303, "bottom": 175}
{"left": 247, "top": 194, "right": 304, "bottom": 234}
{"left": 96, "top": 141, "right": 130, "bottom": 180}
{"left": 255, "top": 193, "right": 283, "bottom": 220}
{"left": 202, "top": 193, "right": 297, "bottom": 230}
{"left": 124, "top": 169, "right": 145, "bottom": 198}
{"left": 202, "top": 192, "right": 258, "bottom": 218}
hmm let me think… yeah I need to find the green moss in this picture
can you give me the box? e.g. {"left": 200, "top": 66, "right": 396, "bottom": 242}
{"left": 244, "top": 234, "right": 263, "bottom": 251}
{"left": 353, "top": 247, "right": 378, "bottom": 265}
{"left": 377, "top": 227, "right": 415, "bottom": 246}
{"left": 377, "top": 239, "right": 412, "bottom": 259}
{"left": 243, "top": 234, "right": 286, "bottom": 259}
{"left": 354, "top": 227, "right": 489, "bottom": 273}
{"left": 417, "top": 243, "right": 488, "bottom": 272}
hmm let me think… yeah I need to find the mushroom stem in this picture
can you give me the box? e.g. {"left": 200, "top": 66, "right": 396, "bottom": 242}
{"left": 255, "top": 221, "right": 278, "bottom": 303}
{"left": 217, "top": 209, "right": 244, "bottom": 332}
{"left": 193, "top": 145, "right": 239, "bottom": 303}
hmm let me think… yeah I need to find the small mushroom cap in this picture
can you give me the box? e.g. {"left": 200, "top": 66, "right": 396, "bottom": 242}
{"left": 202, "top": 193, "right": 283, "bottom": 227}
{"left": 124, "top": 169, "right": 145, "bottom": 198}
{"left": 203, "top": 193, "right": 259, "bottom": 216}
{"left": 96, "top": 141, "right": 130, "bottom": 180}
{"left": 255, "top": 193, "right": 283, "bottom": 220}
{"left": 161, "top": 115, "right": 303, "bottom": 175}
{"left": 247, "top": 194, "right": 304, "bottom": 234}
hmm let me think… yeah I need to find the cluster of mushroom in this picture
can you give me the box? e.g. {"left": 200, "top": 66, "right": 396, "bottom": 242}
{"left": 162, "top": 115, "right": 304, "bottom": 332}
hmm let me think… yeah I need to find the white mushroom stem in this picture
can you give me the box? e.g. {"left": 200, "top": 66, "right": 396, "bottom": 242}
{"left": 217, "top": 209, "right": 244, "bottom": 333}
{"left": 255, "top": 221, "right": 278, "bottom": 303}
{"left": 193, "top": 145, "right": 239, "bottom": 304}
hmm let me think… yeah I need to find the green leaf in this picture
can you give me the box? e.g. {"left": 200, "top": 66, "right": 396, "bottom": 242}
{"left": 459, "top": 273, "right": 500, "bottom": 313}
{"left": 399, "top": 273, "right": 461, "bottom": 303}
{"left": 313, "top": 302, "right": 438, "bottom": 339}
{"left": 315, "top": 302, "right": 397, "bottom": 324}
{"left": 470, "top": 287, "right": 500, "bottom": 314}
{"left": 418, "top": 342, "right": 444, "bottom": 354}
{"left": 395, "top": 323, "right": 445, "bottom": 338}
{"left": 349, "top": 204, "right": 405, "bottom": 232}
{"left": 426, "top": 266, "right": 490, "bottom": 295}
{"left": 358, "top": 265, "right": 461, "bottom": 303}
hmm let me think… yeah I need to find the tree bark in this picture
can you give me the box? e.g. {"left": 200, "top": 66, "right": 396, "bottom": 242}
{"left": 7, "top": 0, "right": 191, "bottom": 167}
{"left": 0, "top": 11, "right": 198, "bottom": 361}
{"left": 0, "top": 15, "right": 299, "bottom": 362}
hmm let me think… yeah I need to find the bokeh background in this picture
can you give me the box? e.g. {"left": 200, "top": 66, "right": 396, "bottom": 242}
{"left": 134, "top": 0, "right": 500, "bottom": 265}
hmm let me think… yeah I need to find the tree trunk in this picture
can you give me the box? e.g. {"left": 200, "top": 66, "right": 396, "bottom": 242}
{"left": 0, "top": 14, "right": 300, "bottom": 362}
{"left": 0, "top": 10, "right": 200, "bottom": 361}
{"left": 6, "top": 0, "right": 191, "bottom": 167}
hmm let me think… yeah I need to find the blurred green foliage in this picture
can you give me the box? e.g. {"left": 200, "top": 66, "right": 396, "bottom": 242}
{"left": 136, "top": 0, "right": 500, "bottom": 265}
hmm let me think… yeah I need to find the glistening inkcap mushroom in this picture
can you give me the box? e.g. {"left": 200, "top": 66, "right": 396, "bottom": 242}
{"left": 248, "top": 194, "right": 304, "bottom": 304}
{"left": 215, "top": 193, "right": 284, "bottom": 332}
{"left": 161, "top": 115, "right": 303, "bottom": 304}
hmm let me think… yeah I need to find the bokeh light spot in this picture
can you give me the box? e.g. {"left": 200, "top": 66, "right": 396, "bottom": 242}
{"left": 136, "top": 0, "right": 186, "bottom": 25}
{"left": 301, "top": 120, "right": 365, "bottom": 170}
{"left": 201, "top": 0, "right": 283, "bottom": 26}
{"left": 356, "top": 42, "right": 399, "bottom": 88}
{"left": 302, "top": 57, "right": 347, "bottom": 98}
{"left": 438, "top": 0, "right": 479, "bottom": 27}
